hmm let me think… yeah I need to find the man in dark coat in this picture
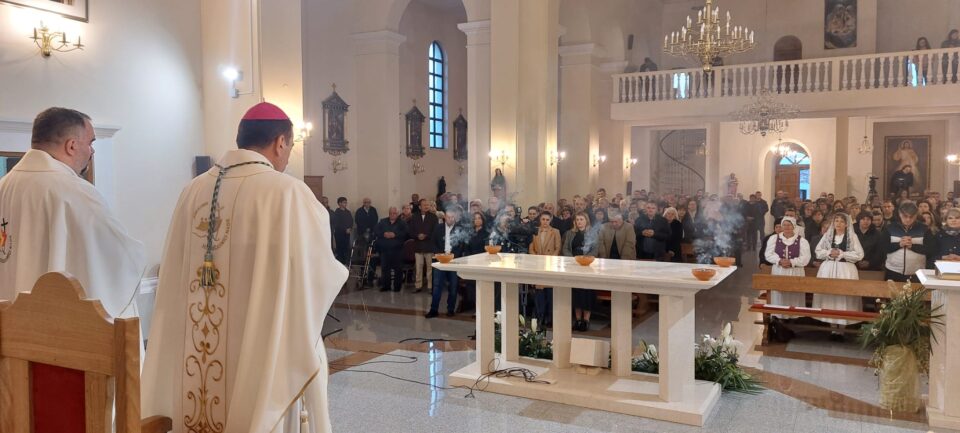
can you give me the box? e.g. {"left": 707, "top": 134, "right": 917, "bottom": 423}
{"left": 332, "top": 196, "right": 354, "bottom": 265}
{"left": 426, "top": 207, "right": 466, "bottom": 318}
{"left": 354, "top": 197, "right": 379, "bottom": 242}
{"left": 890, "top": 165, "right": 915, "bottom": 198}
{"left": 634, "top": 202, "right": 670, "bottom": 260}
{"left": 408, "top": 198, "right": 438, "bottom": 292}
{"left": 375, "top": 207, "right": 408, "bottom": 292}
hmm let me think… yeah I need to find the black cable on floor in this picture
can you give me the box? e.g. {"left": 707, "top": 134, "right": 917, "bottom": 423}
{"left": 398, "top": 337, "right": 466, "bottom": 344}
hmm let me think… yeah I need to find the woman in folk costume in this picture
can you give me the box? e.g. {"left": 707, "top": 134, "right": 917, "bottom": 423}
{"left": 812, "top": 213, "right": 864, "bottom": 335}
{"left": 764, "top": 217, "right": 811, "bottom": 312}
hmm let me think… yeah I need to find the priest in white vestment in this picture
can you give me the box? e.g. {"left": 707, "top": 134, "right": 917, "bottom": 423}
{"left": 0, "top": 107, "right": 144, "bottom": 318}
{"left": 142, "top": 102, "right": 348, "bottom": 433}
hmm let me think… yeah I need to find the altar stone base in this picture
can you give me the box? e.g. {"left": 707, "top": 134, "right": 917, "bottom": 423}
{"left": 449, "top": 354, "right": 722, "bottom": 427}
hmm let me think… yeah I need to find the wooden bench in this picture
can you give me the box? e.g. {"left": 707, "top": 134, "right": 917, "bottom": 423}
{"left": 750, "top": 271, "right": 894, "bottom": 343}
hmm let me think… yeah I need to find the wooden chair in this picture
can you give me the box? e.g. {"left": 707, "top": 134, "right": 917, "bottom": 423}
{"left": 0, "top": 272, "right": 172, "bottom": 433}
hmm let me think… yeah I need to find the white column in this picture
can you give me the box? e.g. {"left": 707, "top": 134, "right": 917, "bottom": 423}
{"left": 610, "top": 291, "right": 632, "bottom": 377}
{"left": 490, "top": 0, "right": 559, "bottom": 206}
{"left": 558, "top": 43, "right": 603, "bottom": 199}
{"left": 705, "top": 121, "right": 721, "bottom": 194}
{"left": 458, "top": 20, "right": 491, "bottom": 201}
{"left": 598, "top": 61, "right": 628, "bottom": 195}
{"left": 928, "top": 290, "right": 960, "bottom": 429}
{"left": 658, "top": 294, "right": 695, "bottom": 402}
{"left": 476, "top": 279, "right": 496, "bottom": 373}
{"left": 352, "top": 30, "right": 408, "bottom": 208}
{"left": 501, "top": 282, "right": 520, "bottom": 361}
{"left": 551, "top": 286, "right": 572, "bottom": 368}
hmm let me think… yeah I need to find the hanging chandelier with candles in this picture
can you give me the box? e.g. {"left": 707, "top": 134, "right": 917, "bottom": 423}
{"left": 663, "top": 0, "right": 756, "bottom": 71}
{"left": 733, "top": 89, "right": 799, "bottom": 137}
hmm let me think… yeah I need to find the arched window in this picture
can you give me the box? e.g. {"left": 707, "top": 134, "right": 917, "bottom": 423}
{"left": 773, "top": 36, "right": 803, "bottom": 61}
{"left": 428, "top": 41, "right": 445, "bottom": 149}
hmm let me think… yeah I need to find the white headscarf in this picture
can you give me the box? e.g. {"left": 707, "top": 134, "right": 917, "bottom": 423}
{"left": 815, "top": 212, "right": 863, "bottom": 255}
{"left": 779, "top": 216, "right": 800, "bottom": 244}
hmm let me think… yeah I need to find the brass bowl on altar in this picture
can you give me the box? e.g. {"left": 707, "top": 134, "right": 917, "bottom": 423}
{"left": 692, "top": 268, "right": 717, "bottom": 281}
{"left": 435, "top": 253, "right": 454, "bottom": 264}
{"left": 574, "top": 255, "right": 595, "bottom": 266}
{"left": 484, "top": 245, "right": 502, "bottom": 254}
{"left": 713, "top": 257, "right": 735, "bottom": 268}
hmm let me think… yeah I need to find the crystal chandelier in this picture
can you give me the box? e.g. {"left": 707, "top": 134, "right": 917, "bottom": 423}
{"left": 733, "top": 90, "right": 799, "bottom": 136}
{"left": 662, "top": 0, "right": 755, "bottom": 71}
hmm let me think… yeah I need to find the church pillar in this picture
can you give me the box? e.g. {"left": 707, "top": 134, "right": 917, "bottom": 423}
{"left": 490, "top": 0, "right": 560, "bottom": 206}
{"left": 458, "top": 20, "right": 491, "bottom": 201}
{"left": 558, "top": 43, "right": 604, "bottom": 200}
{"left": 352, "top": 30, "right": 408, "bottom": 208}
{"left": 598, "top": 61, "right": 628, "bottom": 196}
{"left": 705, "top": 121, "right": 721, "bottom": 193}
{"left": 835, "top": 116, "right": 850, "bottom": 197}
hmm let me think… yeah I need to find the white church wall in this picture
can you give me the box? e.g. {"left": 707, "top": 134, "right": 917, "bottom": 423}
{"left": 718, "top": 118, "right": 837, "bottom": 198}
{"left": 398, "top": 0, "right": 468, "bottom": 204}
{"left": 0, "top": 1, "right": 204, "bottom": 270}
{"left": 876, "top": 0, "right": 960, "bottom": 53}
{"left": 303, "top": 0, "right": 361, "bottom": 205}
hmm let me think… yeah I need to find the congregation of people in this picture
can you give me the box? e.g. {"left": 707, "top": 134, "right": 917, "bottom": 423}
{"left": 324, "top": 184, "right": 960, "bottom": 334}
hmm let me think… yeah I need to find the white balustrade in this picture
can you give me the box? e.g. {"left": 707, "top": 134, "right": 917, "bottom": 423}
{"left": 613, "top": 47, "right": 960, "bottom": 103}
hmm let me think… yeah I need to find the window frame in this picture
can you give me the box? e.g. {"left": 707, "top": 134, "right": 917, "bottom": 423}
{"left": 428, "top": 41, "right": 446, "bottom": 150}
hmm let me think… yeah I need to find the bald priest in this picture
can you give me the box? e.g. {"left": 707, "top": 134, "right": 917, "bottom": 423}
{"left": 142, "top": 102, "right": 348, "bottom": 432}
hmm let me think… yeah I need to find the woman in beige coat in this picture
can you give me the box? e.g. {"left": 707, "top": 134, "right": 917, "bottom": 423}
{"left": 529, "top": 211, "right": 561, "bottom": 324}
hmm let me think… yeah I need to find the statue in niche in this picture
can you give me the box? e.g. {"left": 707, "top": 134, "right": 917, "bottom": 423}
{"left": 491, "top": 168, "right": 506, "bottom": 200}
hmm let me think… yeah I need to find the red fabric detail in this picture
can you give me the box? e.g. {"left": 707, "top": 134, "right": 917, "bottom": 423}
{"left": 31, "top": 363, "right": 86, "bottom": 433}
{"left": 241, "top": 102, "right": 289, "bottom": 120}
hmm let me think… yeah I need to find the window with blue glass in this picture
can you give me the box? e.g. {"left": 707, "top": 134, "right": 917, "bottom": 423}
{"left": 428, "top": 41, "right": 445, "bottom": 149}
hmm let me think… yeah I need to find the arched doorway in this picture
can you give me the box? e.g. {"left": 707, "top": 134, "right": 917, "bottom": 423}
{"left": 772, "top": 142, "right": 810, "bottom": 200}
{"left": 773, "top": 36, "right": 803, "bottom": 61}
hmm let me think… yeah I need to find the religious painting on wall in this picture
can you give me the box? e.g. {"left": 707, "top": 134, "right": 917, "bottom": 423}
{"left": 884, "top": 136, "right": 930, "bottom": 198}
{"left": 824, "top": 0, "right": 857, "bottom": 49}
{"left": 1, "top": 0, "right": 89, "bottom": 22}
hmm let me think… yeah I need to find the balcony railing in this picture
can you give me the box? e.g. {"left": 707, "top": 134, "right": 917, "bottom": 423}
{"left": 614, "top": 47, "right": 960, "bottom": 104}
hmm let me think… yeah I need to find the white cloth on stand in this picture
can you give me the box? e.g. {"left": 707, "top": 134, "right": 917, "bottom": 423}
{"left": 142, "top": 149, "right": 347, "bottom": 433}
{"left": 0, "top": 149, "right": 145, "bottom": 317}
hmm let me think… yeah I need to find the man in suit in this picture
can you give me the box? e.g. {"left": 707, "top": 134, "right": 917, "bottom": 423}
{"left": 332, "top": 197, "right": 354, "bottom": 264}
{"left": 409, "top": 198, "right": 438, "bottom": 292}
{"left": 598, "top": 210, "right": 637, "bottom": 260}
{"left": 426, "top": 206, "right": 465, "bottom": 318}
{"left": 634, "top": 202, "right": 670, "bottom": 260}
{"left": 375, "top": 207, "right": 408, "bottom": 292}
{"left": 753, "top": 191, "right": 769, "bottom": 248}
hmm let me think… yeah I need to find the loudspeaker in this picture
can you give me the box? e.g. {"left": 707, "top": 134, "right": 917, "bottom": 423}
{"left": 194, "top": 156, "right": 212, "bottom": 177}
{"left": 627, "top": 34, "right": 634, "bottom": 50}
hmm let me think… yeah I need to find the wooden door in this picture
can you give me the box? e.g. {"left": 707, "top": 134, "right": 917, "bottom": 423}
{"left": 775, "top": 165, "right": 800, "bottom": 200}
{"left": 304, "top": 175, "right": 324, "bottom": 201}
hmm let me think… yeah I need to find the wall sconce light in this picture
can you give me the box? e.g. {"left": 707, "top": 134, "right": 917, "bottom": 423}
{"left": 295, "top": 122, "right": 313, "bottom": 142}
{"left": 31, "top": 22, "right": 83, "bottom": 58}
{"left": 222, "top": 67, "right": 242, "bottom": 98}
{"left": 332, "top": 158, "right": 348, "bottom": 173}
{"left": 591, "top": 154, "right": 607, "bottom": 167}
{"left": 625, "top": 157, "right": 638, "bottom": 170}
{"left": 489, "top": 149, "right": 509, "bottom": 169}
{"left": 947, "top": 154, "right": 960, "bottom": 166}
{"left": 412, "top": 161, "right": 426, "bottom": 175}
{"left": 549, "top": 150, "right": 566, "bottom": 166}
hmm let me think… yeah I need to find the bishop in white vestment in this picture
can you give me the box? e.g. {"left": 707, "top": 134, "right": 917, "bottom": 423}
{"left": 0, "top": 107, "right": 144, "bottom": 317}
{"left": 142, "top": 102, "right": 348, "bottom": 433}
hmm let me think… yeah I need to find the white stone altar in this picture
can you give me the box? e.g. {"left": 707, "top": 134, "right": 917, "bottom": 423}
{"left": 916, "top": 270, "right": 960, "bottom": 430}
{"left": 432, "top": 253, "right": 736, "bottom": 426}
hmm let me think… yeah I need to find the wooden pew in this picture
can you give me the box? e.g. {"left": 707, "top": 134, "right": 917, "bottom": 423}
{"left": 750, "top": 269, "right": 896, "bottom": 343}
{"left": 0, "top": 272, "right": 172, "bottom": 433}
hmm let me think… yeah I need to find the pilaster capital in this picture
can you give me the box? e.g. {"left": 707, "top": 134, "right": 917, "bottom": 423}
{"left": 458, "top": 20, "right": 491, "bottom": 46}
